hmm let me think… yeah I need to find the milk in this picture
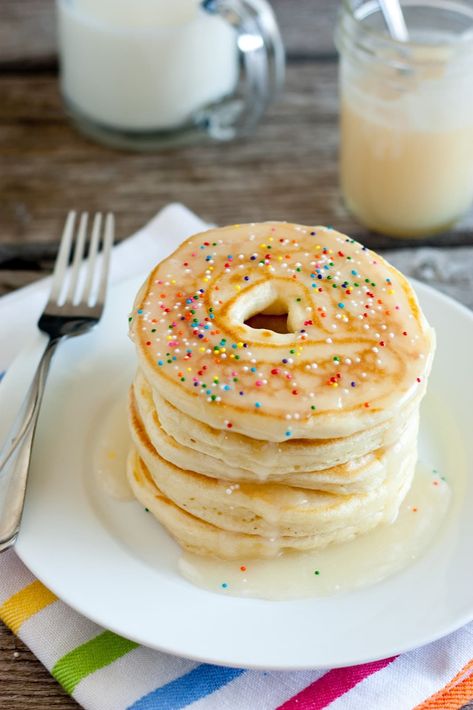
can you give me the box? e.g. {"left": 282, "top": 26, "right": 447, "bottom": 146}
{"left": 57, "top": 0, "right": 239, "bottom": 131}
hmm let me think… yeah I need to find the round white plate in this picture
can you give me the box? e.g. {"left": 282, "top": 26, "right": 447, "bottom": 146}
{"left": 8, "top": 277, "right": 473, "bottom": 670}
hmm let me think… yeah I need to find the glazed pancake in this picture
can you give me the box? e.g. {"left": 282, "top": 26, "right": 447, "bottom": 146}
{"left": 126, "top": 447, "right": 417, "bottom": 559}
{"left": 131, "top": 371, "right": 419, "bottom": 494}
{"left": 129, "top": 222, "right": 435, "bottom": 441}
{"left": 129, "top": 388, "right": 418, "bottom": 542}
{"left": 134, "top": 369, "right": 421, "bottom": 482}
{"left": 127, "top": 221, "right": 435, "bottom": 561}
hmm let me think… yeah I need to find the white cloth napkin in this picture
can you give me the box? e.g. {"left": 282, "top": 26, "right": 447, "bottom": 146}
{"left": 0, "top": 204, "right": 472, "bottom": 710}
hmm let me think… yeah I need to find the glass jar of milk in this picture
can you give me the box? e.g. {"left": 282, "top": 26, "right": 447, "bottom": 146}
{"left": 57, "top": 0, "right": 284, "bottom": 149}
{"left": 336, "top": 0, "right": 473, "bottom": 237}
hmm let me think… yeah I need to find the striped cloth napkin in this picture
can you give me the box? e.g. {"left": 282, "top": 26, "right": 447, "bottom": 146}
{"left": 1, "top": 203, "right": 473, "bottom": 710}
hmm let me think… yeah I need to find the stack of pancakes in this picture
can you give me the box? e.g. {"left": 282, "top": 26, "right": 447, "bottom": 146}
{"left": 127, "top": 223, "right": 435, "bottom": 559}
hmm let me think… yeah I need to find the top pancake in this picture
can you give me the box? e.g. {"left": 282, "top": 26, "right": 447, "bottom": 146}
{"left": 130, "top": 222, "right": 434, "bottom": 441}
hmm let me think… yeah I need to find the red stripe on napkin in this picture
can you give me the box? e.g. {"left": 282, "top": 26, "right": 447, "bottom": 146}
{"left": 277, "top": 656, "right": 398, "bottom": 710}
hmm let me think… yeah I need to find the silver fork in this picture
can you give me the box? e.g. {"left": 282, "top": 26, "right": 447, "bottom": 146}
{"left": 0, "top": 211, "right": 115, "bottom": 552}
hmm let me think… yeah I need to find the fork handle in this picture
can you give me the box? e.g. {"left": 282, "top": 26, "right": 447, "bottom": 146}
{"left": 0, "top": 337, "right": 62, "bottom": 472}
{"left": 0, "top": 337, "right": 61, "bottom": 551}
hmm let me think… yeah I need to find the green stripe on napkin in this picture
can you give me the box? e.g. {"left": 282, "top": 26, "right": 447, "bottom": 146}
{"left": 52, "top": 630, "right": 138, "bottom": 693}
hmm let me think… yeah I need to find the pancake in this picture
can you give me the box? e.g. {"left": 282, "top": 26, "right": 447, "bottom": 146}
{"left": 127, "top": 448, "right": 416, "bottom": 559}
{"left": 138, "top": 371, "right": 422, "bottom": 480}
{"left": 126, "top": 221, "right": 434, "bottom": 561}
{"left": 129, "top": 222, "right": 435, "bottom": 441}
{"left": 132, "top": 371, "right": 419, "bottom": 493}
{"left": 129, "top": 389, "right": 418, "bottom": 541}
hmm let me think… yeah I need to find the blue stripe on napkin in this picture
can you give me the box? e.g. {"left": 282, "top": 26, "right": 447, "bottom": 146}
{"left": 127, "top": 664, "right": 244, "bottom": 709}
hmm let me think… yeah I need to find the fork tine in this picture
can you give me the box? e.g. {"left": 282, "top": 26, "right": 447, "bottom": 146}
{"left": 80, "top": 213, "right": 102, "bottom": 305}
{"left": 65, "top": 212, "right": 88, "bottom": 304}
{"left": 49, "top": 211, "right": 76, "bottom": 304}
{"left": 96, "top": 213, "right": 115, "bottom": 306}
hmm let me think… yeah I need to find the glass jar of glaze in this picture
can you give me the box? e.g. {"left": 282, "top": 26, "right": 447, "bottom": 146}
{"left": 335, "top": 0, "right": 473, "bottom": 237}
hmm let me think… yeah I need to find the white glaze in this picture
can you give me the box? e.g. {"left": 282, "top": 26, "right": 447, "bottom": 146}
{"left": 93, "top": 397, "right": 133, "bottom": 501}
{"left": 179, "top": 463, "right": 451, "bottom": 599}
{"left": 96, "top": 402, "right": 451, "bottom": 599}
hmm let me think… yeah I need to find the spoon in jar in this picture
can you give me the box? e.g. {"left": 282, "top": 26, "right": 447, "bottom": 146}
{"left": 379, "top": 0, "right": 409, "bottom": 41}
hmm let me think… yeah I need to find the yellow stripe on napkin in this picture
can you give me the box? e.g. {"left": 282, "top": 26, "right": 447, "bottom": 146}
{"left": 0, "top": 580, "right": 57, "bottom": 633}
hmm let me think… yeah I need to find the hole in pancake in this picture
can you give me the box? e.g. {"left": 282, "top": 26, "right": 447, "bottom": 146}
{"left": 230, "top": 281, "right": 303, "bottom": 338}
{"left": 244, "top": 312, "right": 291, "bottom": 334}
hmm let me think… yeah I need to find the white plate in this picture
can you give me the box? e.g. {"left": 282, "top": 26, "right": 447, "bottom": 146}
{"left": 6, "top": 277, "right": 473, "bottom": 670}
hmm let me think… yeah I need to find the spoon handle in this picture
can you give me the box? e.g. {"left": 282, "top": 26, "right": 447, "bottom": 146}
{"left": 379, "top": 0, "right": 409, "bottom": 42}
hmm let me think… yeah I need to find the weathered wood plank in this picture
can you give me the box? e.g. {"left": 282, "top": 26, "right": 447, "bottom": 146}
{"left": 273, "top": 0, "right": 339, "bottom": 57}
{"left": 0, "top": 624, "right": 78, "bottom": 708}
{"left": 0, "top": 1, "right": 56, "bottom": 67}
{"left": 0, "top": 63, "right": 473, "bottom": 252}
{"left": 0, "top": 62, "right": 339, "bottom": 245}
{"left": 1, "top": 64, "right": 472, "bottom": 252}
{"left": 385, "top": 246, "right": 473, "bottom": 310}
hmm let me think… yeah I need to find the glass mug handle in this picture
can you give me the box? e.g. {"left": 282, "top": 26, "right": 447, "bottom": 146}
{"left": 200, "top": 0, "right": 285, "bottom": 140}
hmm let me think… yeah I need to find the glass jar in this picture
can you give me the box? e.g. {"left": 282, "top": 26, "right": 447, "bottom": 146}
{"left": 335, "top": 0, "right": 473, "bottom": 237}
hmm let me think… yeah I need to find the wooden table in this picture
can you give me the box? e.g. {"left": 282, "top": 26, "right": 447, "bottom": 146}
{"left": 1, "top": 2, "right": 473, "bottom": 707}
